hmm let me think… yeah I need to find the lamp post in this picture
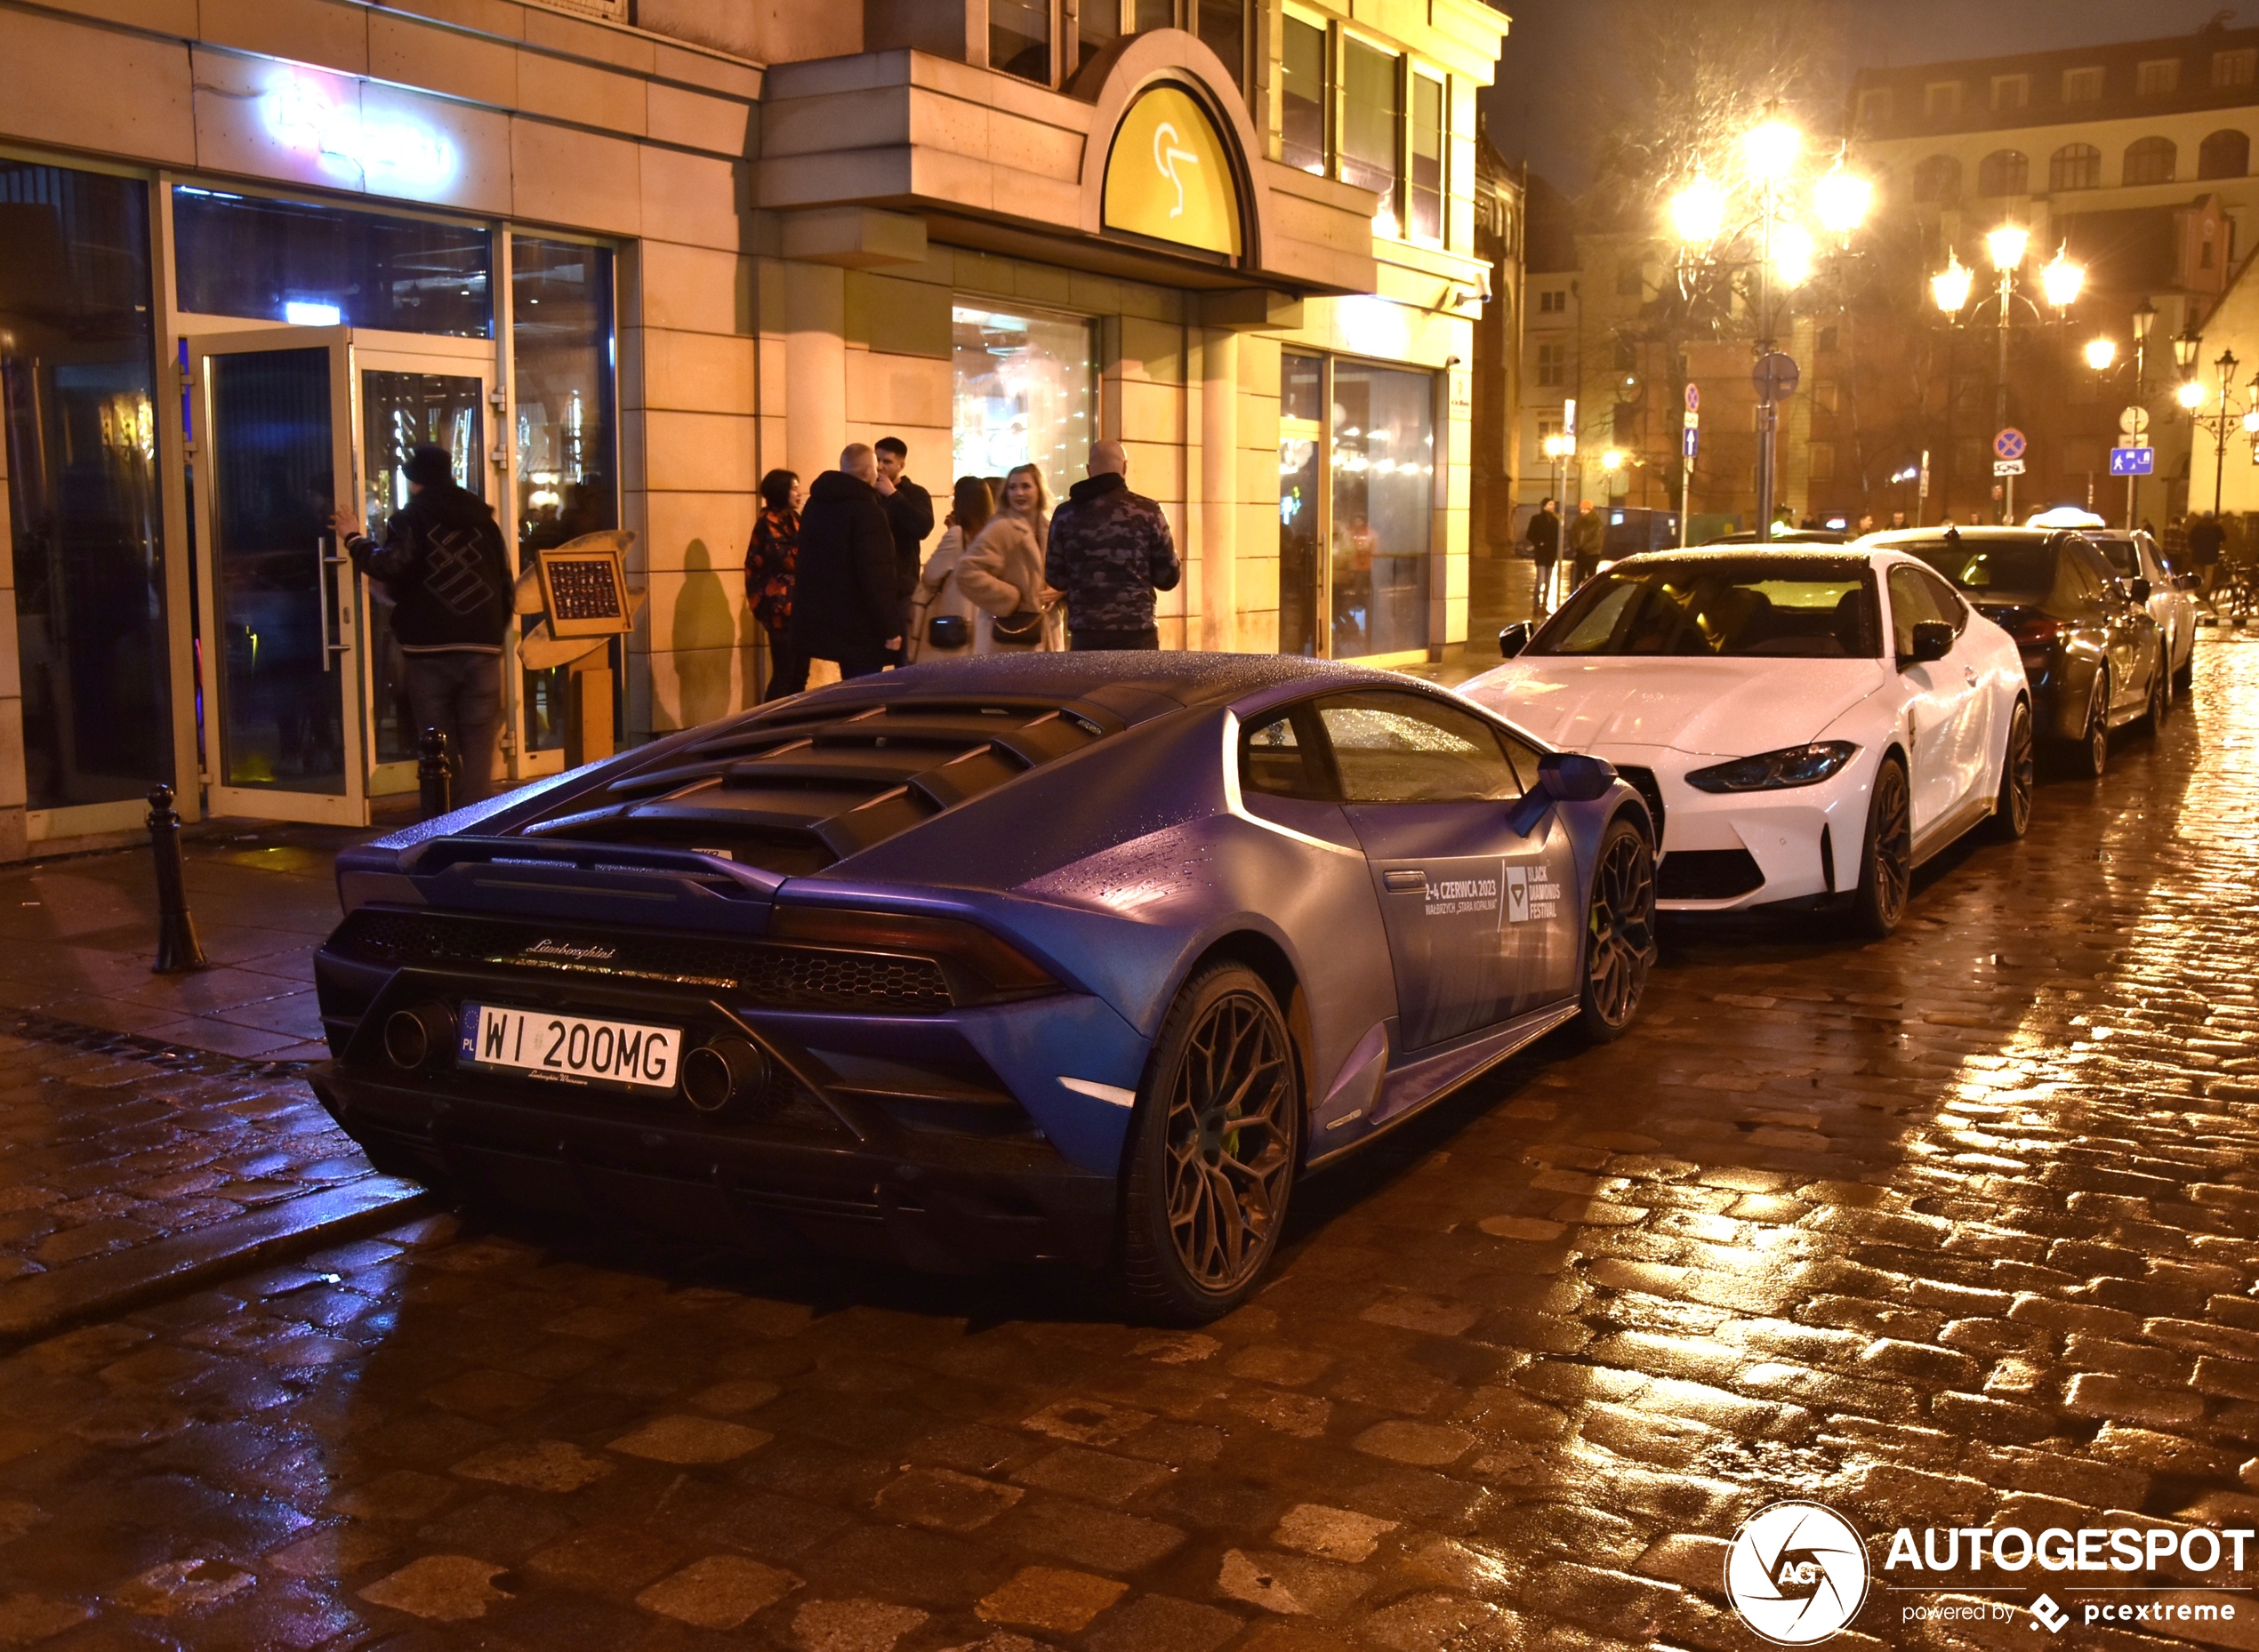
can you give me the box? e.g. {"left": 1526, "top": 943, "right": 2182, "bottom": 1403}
{"left": 1539, "top": 430, "right": 1574, "bottom": 611}
{"left": 2179, "top": 346, "right": 2253, "bottom": 520}
{"left": 1931, "top": 228, "right": 2084, "bottom": 524}
{"left": 1668, "top": 112, "right": 1869, "bottom": 542}
{"left": 2083, "top": 297, "right": 2159, "bottom": 531}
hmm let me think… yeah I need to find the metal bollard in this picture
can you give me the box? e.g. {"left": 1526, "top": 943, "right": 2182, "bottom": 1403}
{"left": 147, "top": 783, "right": 207, "bottom": 974}
{"left": 417, "top": 727, "right": 454, "bottom": 821}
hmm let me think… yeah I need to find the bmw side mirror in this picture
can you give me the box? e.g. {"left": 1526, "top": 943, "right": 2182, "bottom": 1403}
{"left": 1905, "top": 621, "right": 1953, "bottom": 666}
{"left": 2130, "top": 576, "right": 2152, "bottom": 604}
{"left": 1538, "top": 751, "right": 1615, "bottom": 803}
{"left": 1499, "top": 622, "right": 1532, "bottom": 659}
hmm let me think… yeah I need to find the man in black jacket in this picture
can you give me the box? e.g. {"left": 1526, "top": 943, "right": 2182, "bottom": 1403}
{"left": 874, "top": 436, "right": 934, "bottom": 659}
{"left": 1046, "top": 440, "right": 1180, "bottom": 649}
{"left": 330, "top": 445, "right": 513, "bottom": 805}
{"left": 789, "top": 445, "right": 901, "bottom": 678}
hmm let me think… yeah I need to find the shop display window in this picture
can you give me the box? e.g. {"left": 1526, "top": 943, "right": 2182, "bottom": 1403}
{"left": 1330, "top": 362, "right": 1433, "bottom": 659}
{"left": 173, "top": 187, "right": 491, "bottom": 337}
{"left": 951, "top": 307, "right": 1096, "bottom": 495}
{"left": 0, "top": 162, "right": 174, "bottom": 810}
{"left": 512, "top": 237, "right": 618, "bottom": 752}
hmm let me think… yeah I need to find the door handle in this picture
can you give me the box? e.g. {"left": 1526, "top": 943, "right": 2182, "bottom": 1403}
{"left": 1383, "top": 870, "right": 1426, "bottom": 894}
{"left": 1964, "top": 665, "right": 1978, "bottom": 686}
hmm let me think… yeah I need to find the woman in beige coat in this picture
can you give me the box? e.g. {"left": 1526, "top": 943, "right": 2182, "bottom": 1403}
{"left": 906, "top": 476, "right": 993, "bottom": 664}
{"left": 958, "top": 462, "right": 1064, "bottom": 652}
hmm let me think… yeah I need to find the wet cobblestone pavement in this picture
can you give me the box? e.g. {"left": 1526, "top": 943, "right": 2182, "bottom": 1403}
{"left": 1, "top": 640, "right": 2257, "bottom": 1651}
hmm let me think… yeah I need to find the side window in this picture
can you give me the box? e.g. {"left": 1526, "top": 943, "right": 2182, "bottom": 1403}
{"left": 2060, "top": 544, "right": 2104, "bottom": 603}
{"left": 1500, "top": 731, "right": 1546, "bottom": 793}
{"left": 2071, "top": 541, "right": 2118, "bottom": 593}
{"left": 1887, "top": 565, "right": 1941, "bottom": 657}
{"left": 1240, "top": 706, "right": 1334, "bottom": 801}
{"left": 1314, "top": 693, "right": 1523, "bottom": 803}
{"left": 1916, "top": 566, "right": 1968, "bottom": 632}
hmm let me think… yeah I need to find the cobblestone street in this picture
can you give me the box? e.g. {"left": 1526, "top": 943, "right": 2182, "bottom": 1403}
{"left": 0, "top": 638, "right": 2256, "bottom": 1652}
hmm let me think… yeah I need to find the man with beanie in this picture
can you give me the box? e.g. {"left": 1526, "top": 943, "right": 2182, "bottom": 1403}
{"left": 330, "top": 445, "right": 514, "bottom": 805}
{"left": 790, "top": 443, "right": 902, "bottom": 678}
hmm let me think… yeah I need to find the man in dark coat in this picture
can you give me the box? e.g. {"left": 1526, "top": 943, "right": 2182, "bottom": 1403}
{"left": 330, "top": 444, "right": 513, "bottom": 805}
{"left": 874, "top": 436, "right": 935, "bottom": 659}
{"left": 789, "top": 445, "right": 901, "bottom": 678}
{"left": 1524, "top": 497, "right": 1562, "bottom": 613}
{"left": 1045, "top": 440, "right": 1180, "bottom": 650}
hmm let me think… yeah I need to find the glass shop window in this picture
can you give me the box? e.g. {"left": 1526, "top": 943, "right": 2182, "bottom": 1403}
{"left": 951, "top": 305, "right": 1097, "bottom": 493}
{"left": 513, "top": 237, "right": 618, "bottom": 753}
{"left": 0, "top": 162, "right": 174, "bottom": 810}
{"left": 1410, "top": 73, "right": 1445, "bottom": 244}
{"left": 1330, "top": 362, "right": 1433, "bottom": 659}
{"left": 1279, "top": 351, "right": 1325, "bottom": 658}
{"left": 1341, "top": 39, "right": 1403, "bottom": 237}
{"left": 172, "top": 187, "right": 491, "bottom": 337}
{"left": 1282, "top": 15, "right": 1329, "bottom": 175}
{"left": 992, "top": 0, "right": 1051, "bottom": 84}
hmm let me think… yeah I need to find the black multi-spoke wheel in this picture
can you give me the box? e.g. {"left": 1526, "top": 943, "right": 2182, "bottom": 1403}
{"left": 1577, "top": 818, "right": 1656, "bottom": 1043}
{"left": 2072, "top": 667, "right": 2110, "bottom": 779}
{"left": 1987, "top": 698, "right": 2035, "bottom": 843}
{"left": 1850, "top": 757, "right": 1913, "bottom": 939}
{"left": 1120, "top": 964, "right": 1301, "bottom": 1322}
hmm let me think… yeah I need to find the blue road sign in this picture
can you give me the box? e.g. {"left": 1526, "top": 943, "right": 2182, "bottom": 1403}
{"left": 2109, "top": 445, "right": 2155, "bottom": 477}
{"left": 1994, "top": 427, "right": 2028, "bottom": 461}
{"left": 1684, "top": 426, "right": 1699, "bottom": 459}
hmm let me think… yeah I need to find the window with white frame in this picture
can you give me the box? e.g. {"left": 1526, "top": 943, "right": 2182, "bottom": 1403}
{"left": 1924, "top": 81, "right": 1963, "bottom": 118}
{"left": 1990, "top": 75, "right": 2029, "bottom": 111}
{"left": 1536, "top": 341, "right": 1566, "bottom": 388}
{"left": 2062, "top": 66, "right": 2103, "bottom": 101}
{"left": 1855, "top": 88, "right": 1893, "bottom": 128}
{"left": 2214, "top": 48, "right": 2256, "bottom": 88}
{"left": 2137, "top": 59, "right": 2182, "bottom": 97}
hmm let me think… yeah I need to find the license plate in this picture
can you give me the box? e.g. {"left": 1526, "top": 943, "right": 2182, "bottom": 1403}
{"left": 460, "top": 1003, "right": 683, "bottom": 1091}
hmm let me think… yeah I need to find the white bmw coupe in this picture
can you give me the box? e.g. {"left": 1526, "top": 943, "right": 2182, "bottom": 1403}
{"left": 1460, "top": 546, "right": 2033, "bottom": 936}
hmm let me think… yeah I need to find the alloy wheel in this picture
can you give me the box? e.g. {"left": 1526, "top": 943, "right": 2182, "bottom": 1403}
{"left": 1162, "top": 991, "right": 1294, "bottom": 1292}
{"left": 2084, "top": 670, "right": 2110, "bottom": 777}
{"left": 2001, "top": 702, "right": 2035, "bottom": 836}
{"left": 2147, "top": 651, "right": 2168, "bottom": 730}
{"left": 1586, "top": 830, "right": 1657, "bottom": 1030}
{"left": 1871, "top": 761, "right": 1913, "bottom": 928}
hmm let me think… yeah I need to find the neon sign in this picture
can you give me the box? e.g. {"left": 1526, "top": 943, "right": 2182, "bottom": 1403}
{"left": 261, "top": 71, "right": 457, "bottom": 199}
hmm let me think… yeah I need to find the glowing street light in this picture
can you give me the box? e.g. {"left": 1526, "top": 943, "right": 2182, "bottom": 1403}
{"left": 1813, "top": 166, "right": 1872, "bottom": 238}
{"left": 1772, "top": 222, "right": 1817, "bottom": 288}
{"left": 1986, "top": 222, "right": 2030, "bottom": 271}
{"left": 1931, "top": 253, "right": 1974, "bottom": 315}
{"left": 1541, "top": 433, "right": 1574, "bottom": 461}
{"left": 1743, "top": 118, "right": 1802, "bottom": 182}
{"left": 2040, "top": 247, "right": 2086, "bottom": 310}
{"left": 1669, "top": 172, "right": 1727, "bottom": 245}
{"left": 1602, "top": 447, "right": 1628, "bottom": 473}
{"left": 2084, "top": 336, "right": 2118, "bottom": 372}
{"left": 2178, "top": 378, "right": 2208, "bottom": 409}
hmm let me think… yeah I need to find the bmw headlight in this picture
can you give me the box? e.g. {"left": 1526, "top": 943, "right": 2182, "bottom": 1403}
{"left": 1684, "top": 741, "right": 1860, "bottom": 793}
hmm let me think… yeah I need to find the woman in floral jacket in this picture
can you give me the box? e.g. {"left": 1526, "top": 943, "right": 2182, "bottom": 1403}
{"left": 747, "top": 469, "right": 806, "bottom": 699}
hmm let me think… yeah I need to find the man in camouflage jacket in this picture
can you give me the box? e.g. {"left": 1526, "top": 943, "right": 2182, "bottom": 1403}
{"left": 1045, "top": 439, "right": 1181, "bottom": 650}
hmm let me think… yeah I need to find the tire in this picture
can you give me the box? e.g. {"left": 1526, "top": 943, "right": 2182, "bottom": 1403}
{"left": 1986, "top": 698, "right": 2035, "bottom": 843}
{"left": 2139, "top": 647, "right": 2169, "bottom": 734}
{"left": 1577, "top": 816, "right": 1657, "bottom": 1044}
{"left": 2070, "top": 666, "right": 2110, "bottom": 780}
{"left": 2174, "top": 646, "right": 2194, "bottom": 696}
{"left": 1118, "top": 964, "right": 1302, "bottom": 1323}
{"left": 1849, "top": 757, "right": 1913, "bottom": 939}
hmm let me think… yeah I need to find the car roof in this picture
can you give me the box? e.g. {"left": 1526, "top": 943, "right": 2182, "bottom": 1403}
{"left": 1700, "top": 529, "right": 1851, "bottom": 544}
{"left": 807, "top": 650, "right": 1412, "bottom": 723}
{"left": 1865, "top": 526, "right": 2070, "bottom": 545}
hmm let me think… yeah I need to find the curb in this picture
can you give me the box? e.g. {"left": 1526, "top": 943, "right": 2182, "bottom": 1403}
{"left": 0, "top": 1178, "right": 436, "bottom": 1348}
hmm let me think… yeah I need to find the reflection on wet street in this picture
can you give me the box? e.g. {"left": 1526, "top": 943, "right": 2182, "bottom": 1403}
{"left": 2, "top": 640, "right": 2257, "bottom": 1651}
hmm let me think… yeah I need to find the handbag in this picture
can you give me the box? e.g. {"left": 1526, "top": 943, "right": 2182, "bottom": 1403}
{"left": 990, "top": 609, "right": 1044, "bottom": 646}
{"left": 926, "top": 613, "right": 971, "bottom": 649}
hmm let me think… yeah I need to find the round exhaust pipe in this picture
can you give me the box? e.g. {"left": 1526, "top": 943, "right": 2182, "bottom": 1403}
{"left": 682, "top": 1038, "right": 770, "bottom": 1113}
{"left": 382, "top": 1002, "right": 457, "bottom": 1072}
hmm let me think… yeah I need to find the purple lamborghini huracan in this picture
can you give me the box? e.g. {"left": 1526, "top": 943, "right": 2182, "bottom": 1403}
{"left": 310, "top": 654, "right": 1655, "bottom": 1320}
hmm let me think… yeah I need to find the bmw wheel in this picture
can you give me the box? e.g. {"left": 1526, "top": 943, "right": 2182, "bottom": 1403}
{"left": 1577, "top": 817, "right": 1657, "bottom": 1044}
{"left": 1120, "top": 963, "right": 1302, "bottom": 1323}
{"left": 1986, "top": 698, "right": 2035, "bottom": 843}
{"left": 1850, "top": 757, "right": 1913, "bottom": 939}
{"left": 2073, "top": 667, "right": 2110, "bottom": 779}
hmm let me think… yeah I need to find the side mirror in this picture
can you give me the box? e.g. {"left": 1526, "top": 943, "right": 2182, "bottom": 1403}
{"left": 2130, "top": 576, "right": 2152, "bottom": 604}
{"left": 1538, "top": 751, "right": 1616, "bottom": 803}
{"left": 1904, "top": 620, "right": 1953, "bottom": 665}
{"left": 1499, "top": 622, "right": 1532, "bottom": 659}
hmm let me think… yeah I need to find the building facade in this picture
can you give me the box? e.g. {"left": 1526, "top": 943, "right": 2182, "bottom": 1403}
{"left": 0, "top": 0, "right": 1507, "bottom": 854}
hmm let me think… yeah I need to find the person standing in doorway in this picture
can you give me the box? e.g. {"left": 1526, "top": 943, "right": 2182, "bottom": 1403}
{"left": 329, "top": 444, "right": 512, "bottom": 806}
{"left": 746, "top": 468, "right": 806, "bottom": 700}
{"left": 1524, "top": 497, "right": 1562, "bottom": 614}
{"left": 873, "top": 437, "right": 934, "bottom": 662}
{"left": 790, "top": 444, "right": 901, "bottom": 679}
{"left": 1046, "top": 439, "right": 1180, "bottom": 650}
{"left": 1565, "top": 498, "right": 1605, "bottom": 591}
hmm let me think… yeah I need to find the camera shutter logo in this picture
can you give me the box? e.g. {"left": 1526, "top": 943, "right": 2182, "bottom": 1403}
{"left": 1724, "top": 1501, "right": 1870, "bottom": 1645}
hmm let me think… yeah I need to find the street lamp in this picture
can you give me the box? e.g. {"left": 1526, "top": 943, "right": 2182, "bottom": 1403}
{"left": 2179, "top": 378, "right": 2208, "bottom": 410}
{"left": 2187, "top": 348, "right": 2248, "bottom": 518}
{"left": 1668, "top": 109, "right": 1869, "bottom": 541}
{"left": 2085, "top": 337, "right": 2118, "bottom": 373}
{"left": 2039, "top": 247, "right": 2084, "bottom": 311}
{"left": 1930, "top": 224, "right": 2084, "bottom": 522}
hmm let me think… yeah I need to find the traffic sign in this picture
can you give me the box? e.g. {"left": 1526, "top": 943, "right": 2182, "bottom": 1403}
{"left": 2110, "top": 445, "right": 2156, "bottom": 477}
{"left": 1683, "top": 409, "right": 1700, "bottom": 430}
{"left": 1685, "top": 382, "right": 1701, "bottom": 413}
{"left": 1752, "top": 353, "right": 1800, "bottom": 399}
{"left": 2119, "top": 405, "right": 2150, "bottom": 437}
{"left": 1683, "top": 426, "right": 1699, "bottom": 460}
{"left": 1994, "top": 428, "right": 2028, "bottom": 462}
{"left": 1993, "top": 459, "right": 2026, "bottom": 477}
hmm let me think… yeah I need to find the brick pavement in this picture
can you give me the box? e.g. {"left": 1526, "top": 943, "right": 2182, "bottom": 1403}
{"left": 0, "top": 639, "right": 2253, "bottom": 1648}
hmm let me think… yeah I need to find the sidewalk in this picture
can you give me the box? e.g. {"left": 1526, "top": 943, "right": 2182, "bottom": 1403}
{"left": 0, "top": 821, "right": 428, "bottom": 1343}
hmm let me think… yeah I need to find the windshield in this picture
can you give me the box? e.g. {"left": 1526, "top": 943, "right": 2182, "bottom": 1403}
{"left": 2091, "top": 540, "right": 2142, "bottom": 579}
{"left": 1527, "top": 558, "right": 1880, "bottom": 658}
{"left": 1901, "top": 539, "right": 2056, "bottom": 595}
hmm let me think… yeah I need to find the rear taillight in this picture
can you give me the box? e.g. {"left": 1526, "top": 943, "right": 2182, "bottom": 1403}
{"left": 766, "top": 907, "right": 1058, "bottom": 1006}
{"left": 2008, "top": 615, "right": 2061, "bottom": 674}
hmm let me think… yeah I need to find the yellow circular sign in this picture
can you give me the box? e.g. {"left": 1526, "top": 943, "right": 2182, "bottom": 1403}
{"left": 1103, "top": 85, "right": 1242, "bottom": 258}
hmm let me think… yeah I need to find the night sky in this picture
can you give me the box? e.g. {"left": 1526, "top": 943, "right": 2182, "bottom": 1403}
{"left": 1483, "top": 0, "right": 2243, "bottom": 192}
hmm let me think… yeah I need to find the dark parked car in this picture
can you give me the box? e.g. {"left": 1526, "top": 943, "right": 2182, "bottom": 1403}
{"left": 310, "top": 654, "right": 1658, "bottom": 1320}
{"left": 1867, "top": 527, "right": 2166, "bottom": 777}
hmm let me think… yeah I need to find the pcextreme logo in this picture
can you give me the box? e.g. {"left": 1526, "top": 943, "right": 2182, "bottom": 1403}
{"left": 1719, "top": 1504, "right": 2256, "bottom": 1642}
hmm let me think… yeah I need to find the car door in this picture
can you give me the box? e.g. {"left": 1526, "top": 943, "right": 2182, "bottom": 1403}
{"left": 1314, "top": 690, "right": 1580, "bottom": 1051}
{"left": 2068, "top": 537, "right": 2145, "bottom": 717}
{"left": 1886, "top": 564, "right": 1975, "bottom": 835}
{"left": 1914, "top": 565, "right": 1995, "bottom": 812}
